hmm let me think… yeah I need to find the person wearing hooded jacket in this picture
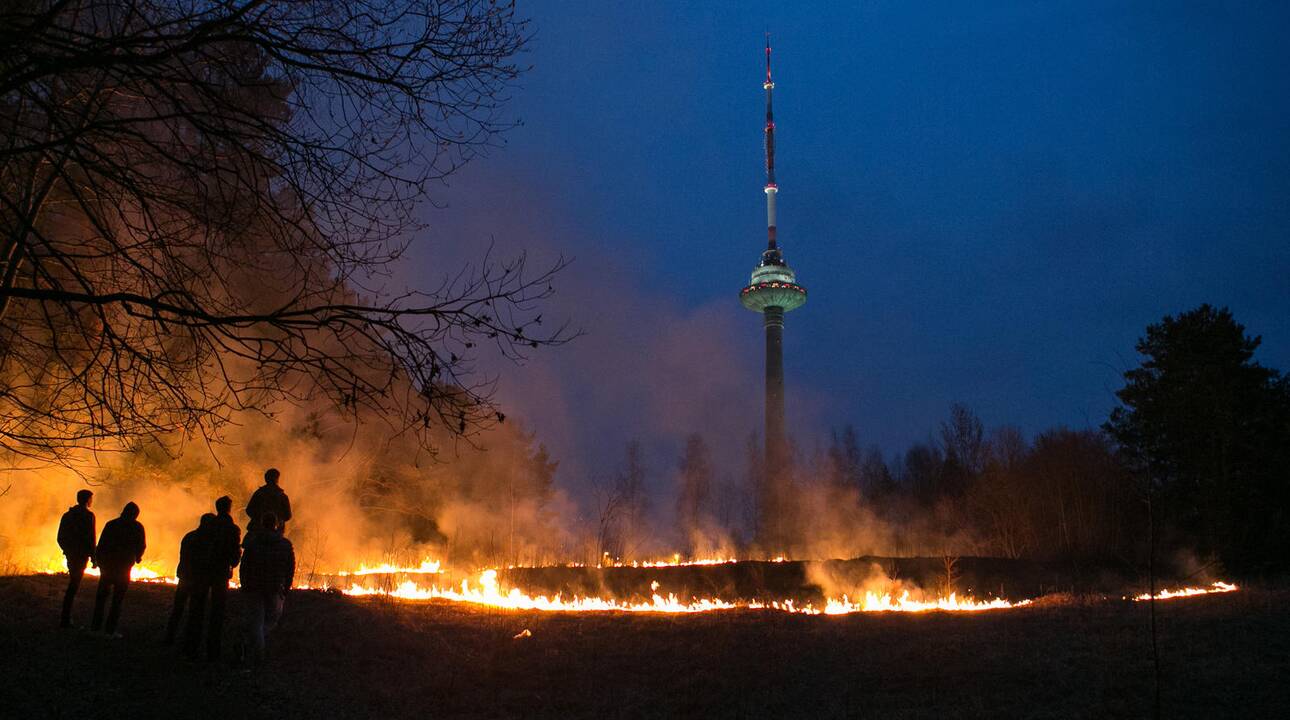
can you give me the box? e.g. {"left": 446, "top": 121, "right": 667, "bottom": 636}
{"left": 179, "top": 502, "right": 242, "bottom": 661}
{"left": 196, "top": 495, "right": 243, "bottom": 660}
{"left": 91, "top": 502, "right": 146, "bottom": 637}
{"left": 56, "top": 489, "right": 96, "bottom": 628}
{"left": 164, "top": 513, "right": 216, "bottom": 647}
{"left": 245, "top": 468, "right": 291, "bottom": 533}
{"left": 239, "top": 512, "right": 294, "bottom": 664}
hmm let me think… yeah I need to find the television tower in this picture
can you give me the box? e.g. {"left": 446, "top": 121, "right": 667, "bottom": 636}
{"left": 740, "top": 38, "right": 806, "bottom": 543}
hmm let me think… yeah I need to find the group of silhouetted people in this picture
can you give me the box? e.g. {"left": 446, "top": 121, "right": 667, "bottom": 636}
{"left": 57, "top": 468, "right": 296, "bottom": 665}
{"left": 56, "top": 490, "right": 144, "bottom": 636}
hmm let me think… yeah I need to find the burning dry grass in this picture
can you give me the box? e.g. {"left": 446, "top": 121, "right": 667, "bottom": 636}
{"left": 332, "top": 567, "right": 1033, "bottom": 614}
{"left": 30, "top": 555, "right": 1241, "bottom": 618}
{"left": 1134, "top": 581, "right": 1239, "bottom": 601}
{"left": 0, "top": 573, "right": 1285, "bottom": 719}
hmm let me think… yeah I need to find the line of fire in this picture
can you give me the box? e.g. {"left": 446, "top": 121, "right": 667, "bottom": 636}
{"left": 1, "top": 4, "right": 1286, "bottom": 718}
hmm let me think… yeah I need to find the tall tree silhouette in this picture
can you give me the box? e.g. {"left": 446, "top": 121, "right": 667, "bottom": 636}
{"left": 826, "top": 425, "right": 863, "bottom": 491}
{"left": 1105, "top": 304, "right": 1290, "bottom": 570}
{"left": 675, "top": 433, "right": 712, "bottom": 554}
{"left": 940, "top": 403, "right": 986, "bottom": 487}
{"left": 613, "top": 440, "right": 649, "bottom": 559}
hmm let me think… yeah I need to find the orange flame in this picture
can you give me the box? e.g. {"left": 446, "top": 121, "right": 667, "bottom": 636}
{"left": 37, "top": 557, "right": 177, "bottom": 584}
{"left": 334, "top": 558, "right": 442, "bottom": 577}
{"left": 1132, "top": 581, "right": 1238, "bottom": 601}
{"left": 325, "top": 567, "right": 1030, "bottom": 614}
{"left": 31, "top": 554, "right": 1239, "bottom": 615}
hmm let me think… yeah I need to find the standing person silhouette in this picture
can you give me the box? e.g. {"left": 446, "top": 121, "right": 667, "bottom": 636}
{"left": 56, "top": 489, "right": 96, "bottom": 628}
{"left": 239, "top": 512, "right": 295, "bottom": 665}
{"left": 164, "top": 513, "right": 211, "bottom": 646}
{"left": 167, "top": 498, "right": 242, "bottom": 659}
{"left": 178, "top": 498, "right": 241, "bottom": 660}
{"left": 245, "top": 468, "right": 291, "bottom": 534}
{"left": 91, "top": 502, "right": 146, "bottom": 638}
{"left": 197, "top": 495, "right": 243, "bottom": 660}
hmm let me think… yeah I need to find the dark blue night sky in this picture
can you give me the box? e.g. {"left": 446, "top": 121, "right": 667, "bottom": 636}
{"left": 407, "top": 1, "right": 1290, "bottom": 486}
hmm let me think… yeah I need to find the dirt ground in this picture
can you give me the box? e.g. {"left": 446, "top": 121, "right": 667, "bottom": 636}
{"left": 1, "top": 574, "right": 1286, "bottom": 719}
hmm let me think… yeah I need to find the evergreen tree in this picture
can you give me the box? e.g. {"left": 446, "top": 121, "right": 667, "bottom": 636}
{"left": 1105, "top": 304, "right": 1290, "bottom": 570}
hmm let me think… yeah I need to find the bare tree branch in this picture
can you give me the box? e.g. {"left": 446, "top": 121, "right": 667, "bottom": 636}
{"left": 0, "top": 1, "right": 574, "bottom": 463}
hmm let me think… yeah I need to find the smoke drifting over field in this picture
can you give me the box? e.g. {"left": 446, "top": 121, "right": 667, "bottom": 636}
{"left": 0, "top": 148, "right": 1164, "bottom": 585}
{"left": 0, "top": 160, "right": 925, "bottom": 576}
{"left": 0, "top": 405, "right": 996, "bottom": 583}
{"left": 0, "top": 199, "right": 1144, "bottom": 584}
{"left": 0, "top": 404, "right": 576, "bottom": 577}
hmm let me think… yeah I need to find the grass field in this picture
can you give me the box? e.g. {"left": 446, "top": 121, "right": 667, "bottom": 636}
{"left": 1, "top": 574, "right": 1286, "bottom": 719}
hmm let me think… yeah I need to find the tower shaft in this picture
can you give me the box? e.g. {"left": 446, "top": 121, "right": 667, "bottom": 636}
{"left": 764, "top": 307, "right": 786, "bottom": 474}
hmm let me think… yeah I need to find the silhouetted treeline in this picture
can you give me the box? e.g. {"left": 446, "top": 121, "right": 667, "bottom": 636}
{"left": 809, "top": 414, "right": 1138, "bottom": 563}
{"left": 590, "top": 407, "right": 1142, "bottom": 565}
{"left": 612, "top": 304, "right": 1288, "bottom": 575}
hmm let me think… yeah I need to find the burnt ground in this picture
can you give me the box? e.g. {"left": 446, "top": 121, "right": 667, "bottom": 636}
{"left": 1, "top": 574, "right": 1287, "bottom": 720}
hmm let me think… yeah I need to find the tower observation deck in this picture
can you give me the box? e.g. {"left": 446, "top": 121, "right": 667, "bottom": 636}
{"left": 740, "top": 38, "right": 805, "bottom": 545}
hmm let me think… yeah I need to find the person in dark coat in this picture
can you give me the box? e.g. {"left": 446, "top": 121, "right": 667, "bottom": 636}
{"left": 91, "top": 502, "right": 146, "bottom": 637}
{"left": 239, "top": 513, "right": 295, "bottom": 664}
{"left": 245, "top": 468, "right": 291, "bottom": 533}
{"left": 164, "top": 513, "right": 216, "bottom": 646}
{"left": 56, "top": 489, "right": 96, "bottom": 628}
{"left": 213, "top": 496, "right": 243, "bottom": 576}
{"left": 181, "top": 497, "right": 242, "bottom": 660}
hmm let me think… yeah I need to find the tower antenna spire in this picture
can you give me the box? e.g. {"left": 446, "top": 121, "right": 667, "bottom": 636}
{"left": 763, "top": 34, "right": 777, "bottom": 250}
